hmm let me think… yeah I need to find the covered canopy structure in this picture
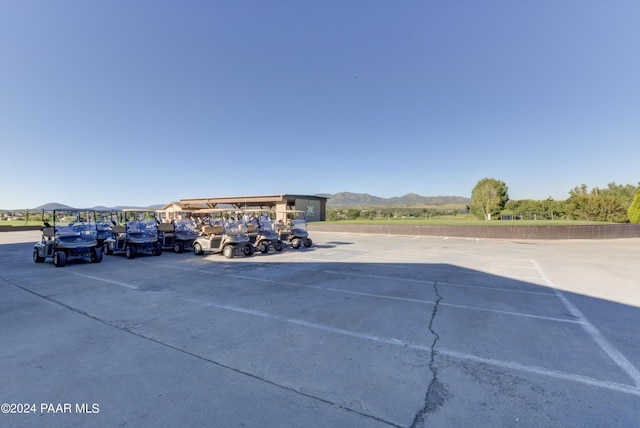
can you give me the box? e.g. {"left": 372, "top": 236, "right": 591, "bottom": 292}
{"left": 178, "top": 194, "right": 328, "bottom": 222}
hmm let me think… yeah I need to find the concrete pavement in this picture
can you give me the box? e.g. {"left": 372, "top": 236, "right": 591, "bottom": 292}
{"left": 1, "top": 230, "right": 639, "bottom": 427}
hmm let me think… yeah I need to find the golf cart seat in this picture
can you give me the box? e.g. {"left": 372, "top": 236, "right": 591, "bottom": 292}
{"left": 42, "top": 227, "right": 55, "bottom": 238}
{"left": 202, "top": 225, "right": 223, "bottom": 236}
{"left": 158, "top": 223, "right": 175, "bottom": 233}
{"left": 111, "top": 225, "right": 126, "bottom": 234}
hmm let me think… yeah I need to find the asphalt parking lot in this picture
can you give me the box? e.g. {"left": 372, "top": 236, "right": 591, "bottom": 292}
{"left": 1, "top": 230, "right": 639, "bottom": 427}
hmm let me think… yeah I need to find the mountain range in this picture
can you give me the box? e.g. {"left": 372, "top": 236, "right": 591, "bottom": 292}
{"left": 18, "top": 203, "right": 165, "bottom": 211}
{"left": 318, "top": 192, "right": 470, "bottom": 207}
{"left": 3, "top": 193, "right": 470, "bottom": 211}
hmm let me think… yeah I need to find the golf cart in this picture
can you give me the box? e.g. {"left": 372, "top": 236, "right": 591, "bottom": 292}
{"left": 102, "top": 209, "right": 163, "bottom": 259}
{"left": 33, "top": 209, "right": 103, "bottom": 267}
{"left": 277, "top": 210, "right": 313, "bottom": 249}
{"left": 193, "top": 209, "right": 254, "bottom": 258}
{"left": 243, "top": 209, "right": 283, "bottom": 253}
{"left": 156, "top": 210, "right": 199, "bottom": 253}
{"left": 95, "top": 210, "right": 114, "bottom": 248}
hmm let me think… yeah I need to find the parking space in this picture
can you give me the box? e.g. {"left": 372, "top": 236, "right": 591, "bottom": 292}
{"left": 1, "top": 230, "right": 639, "bottom": 427}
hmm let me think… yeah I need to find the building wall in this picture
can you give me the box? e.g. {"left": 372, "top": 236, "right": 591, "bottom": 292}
{"left": 294, "top": 199, "right": 323, "bottom": 222}
{"left": 179, "top": 194, "right": 328, "bottom": 222}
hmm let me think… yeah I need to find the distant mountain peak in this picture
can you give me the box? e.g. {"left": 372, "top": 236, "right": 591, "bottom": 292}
{"left": 31, "top": 202, "right": 76, "bottom": 211}
{"left": 319, "top": 192, "right": 470, "bottom": 207}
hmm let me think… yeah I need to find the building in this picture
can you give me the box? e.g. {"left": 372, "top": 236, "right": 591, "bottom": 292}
{"left": 178, "top": 194, "right": 328, "bottom": 222}
{"left": 156, "top": 202, "right": 188, "bottom": 222}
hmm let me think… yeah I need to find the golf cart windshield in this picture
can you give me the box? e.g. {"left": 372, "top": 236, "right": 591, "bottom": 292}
{"left": 281, "top": 211, "right": 308, "bottom": 233}
{"left": 243, "top": 211, "right": 278, "bottom": 233}
{"left": 174, "top": 218, "right": 198, "bottom": 235}
{"left": 52, "top": 210, "right": 98, "bottom": 238}
{"left": 224, "top": 217, "right": 247, "bottom": 235}
{"left": 124, "top": 211, "right": 158, "bottom": 238}
{"left": 291, "top": 219, "right": 307, "bottom": 233}
{"left": 95, "top": 211, "right": 113, "bottom": 239}
{"left": 259, "top": 218, "right": 278, "bottom": 233}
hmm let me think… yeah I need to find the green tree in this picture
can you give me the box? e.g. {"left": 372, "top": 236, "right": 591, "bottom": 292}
{"left": 542, "top": 198, "right": 565, "bottom": 220}
{"left": 346, "top": 208, "right": 360, "bottom": 220}
{"left": 505, "top": 198, "right": 565, "bottom": 220}
{"left": 628, "top": 189, "right": 640, "bottom": 223}
{"left": 566, "top": 183, "right": 636, "bottom": 222}
{"left": 470, "top": 178, "right": 509, "bottom": 220}
{"left": 565, "top": 184, "right": 596, "bottom": 220}
{"left": 603, "top": 182, "right": 638, "bottom": 206}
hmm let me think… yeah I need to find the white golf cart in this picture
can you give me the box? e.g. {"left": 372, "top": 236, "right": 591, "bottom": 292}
{"left": 277, "top": 209, "right": 313, "bottom": 249}
{"left": 192, "top": 209, "right": 254, "bottom": 258}
{"left": 33, "top": 209, "right": 103, "bottom": 267}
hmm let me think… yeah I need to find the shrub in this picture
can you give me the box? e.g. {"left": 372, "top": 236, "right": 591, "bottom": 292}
{"left": 628, "top": 189, "right": 640, "bottom": 223}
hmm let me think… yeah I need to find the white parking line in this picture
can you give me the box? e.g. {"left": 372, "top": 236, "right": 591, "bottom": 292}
{"left": 439, "top": 349, "right": 640, "bottom": 397}
{"left": 183, "top": 297, "right": 423, "bottom": 349}
{"left": 438, "top": 281, "right": 554, "bottom": 296}
{"left": 181, "top": 295, "right": 640, "bottom": 397}
{"left": 137, "top": 257, "right": 640, "bottom": 391}
{"left": 278, "top": 266, "right": 554, "bottom": 296}
{"left": 440, "top": 301, "right": 580, "bottom": 324}
{"left": 66, "top": 271, "right": 140, "bottom": 290}
{"left": 532, "top": 260, "right": 640, "bottom": 387}
{"left": 140, "top": 261, "right": 571, "bottom": 323}
{"left": 60, "top": 255, "right": 640, "bottom": 397}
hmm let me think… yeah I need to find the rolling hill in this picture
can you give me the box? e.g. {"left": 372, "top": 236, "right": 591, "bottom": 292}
{"left": 318, "top": 192, "right": 470, "bottom": 207}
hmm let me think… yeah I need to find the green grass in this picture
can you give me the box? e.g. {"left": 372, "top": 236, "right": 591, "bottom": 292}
{"left": 0, "top": 220, "right": 44, "bottom": 226}
{"left": 318, "top": 216, "right": 608, "bottom": 227}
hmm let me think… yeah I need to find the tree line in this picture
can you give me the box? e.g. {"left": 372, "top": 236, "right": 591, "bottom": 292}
{"left": 470, "top": 179, "right": 640, "bottom": 223}
{"left": 327, "top": 207, "right": 464, "bottom": 221}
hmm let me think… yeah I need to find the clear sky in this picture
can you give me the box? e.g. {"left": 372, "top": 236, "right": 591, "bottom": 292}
{"left": 2, "top": 0, "right": 639, "bottom": 209}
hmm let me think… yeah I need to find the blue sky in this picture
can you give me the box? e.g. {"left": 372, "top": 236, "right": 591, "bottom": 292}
{"left": 2, "top": 0, "right": 638, "bottom": 209}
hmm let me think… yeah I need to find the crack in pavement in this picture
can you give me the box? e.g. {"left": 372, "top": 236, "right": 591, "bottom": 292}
{"left": 411, "top": 280, "right": 447, "bottom": 427}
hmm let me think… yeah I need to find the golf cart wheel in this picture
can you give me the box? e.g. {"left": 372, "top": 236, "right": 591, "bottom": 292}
{"left": 258, "top": 242, "right": 269, "bottom": 253}
{"left": 242, "top": 244, "right": 254, "bottom": 256}
{"left": 303, "top": 238, "right": 312, "bottom": 248}
{"left": 152, "top": 244, "right": 163, "bottom": 256}
{"left": 193, "top": 242, "right": 204, "bottom": 255}
{"left": 291, "top": 238, "right": 301, "bottom": 249}
{"left": 33, "top": 249, "right": 45, "bottom": 263}
{"left": 273, "top": 241, "right": 283, "bottom": 252}
{"left": 223, "top": 245, "right": 234, "bottom": 259}
{"left": 125, "top": 245, "right": 137, "bottom": 259}
{"left": 174, "top": 242, "right": 185, "bottom": 253}
{"left": 53, "top": 250, "right": 67, "bottom": 267}
{"left": 90, "top": 247, "right": 103, "bottom": 263}
{"left": 103, "top": 242, "right": 113, "bottom": 255}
